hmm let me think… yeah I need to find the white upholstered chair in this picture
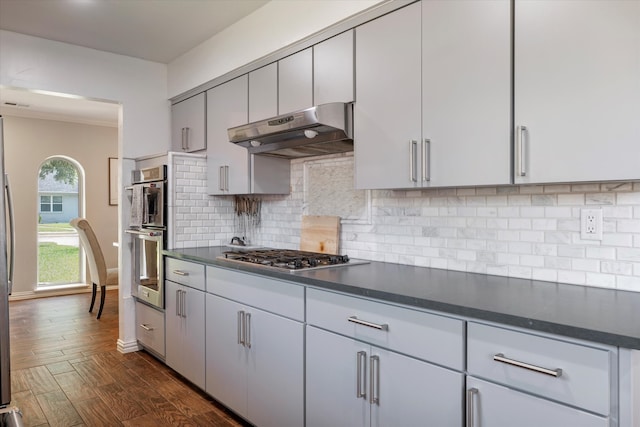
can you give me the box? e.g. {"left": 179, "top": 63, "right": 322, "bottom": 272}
{"left": 70, "top": 218, "right": 118, "bottom": 319}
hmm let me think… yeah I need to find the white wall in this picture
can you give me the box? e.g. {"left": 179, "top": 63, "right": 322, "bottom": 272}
{"left": 2, "top": 116, "right": 118, "bottom": 295}
{"left": 0, "top": 29, "right": 169, "bottom": 351}
{"left": 168, "top": 0, "right": 386, "bottom": 97}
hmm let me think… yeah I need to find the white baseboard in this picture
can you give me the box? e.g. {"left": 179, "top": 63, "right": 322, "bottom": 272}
{"left": 117, "top": 338, "right": 140, "bottom": 354}
{"left": 9, "top": 285, "right": 118, "bottom": 301}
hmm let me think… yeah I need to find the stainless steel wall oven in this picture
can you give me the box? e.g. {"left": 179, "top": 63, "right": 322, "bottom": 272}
{"left": 127, "top": 165, "right": 166, "bottom": 309}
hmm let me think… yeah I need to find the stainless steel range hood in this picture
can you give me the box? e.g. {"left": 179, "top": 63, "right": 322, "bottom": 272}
{"left": 228, "top": 102, "right": 353, "bottom": 159}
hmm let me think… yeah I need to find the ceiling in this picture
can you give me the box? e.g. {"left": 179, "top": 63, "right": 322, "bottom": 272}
{"left": 0, "top": 0, "right": 270, "bottom": 126}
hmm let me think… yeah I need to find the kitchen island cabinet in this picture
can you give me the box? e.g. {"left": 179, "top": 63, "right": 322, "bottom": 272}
{"left": 205, "top": 266, "right": 304, "bottom": 427}
{"left": 164, "top": 258, "right": 206, "bottom": 390}
{"left": 171, "top": 92, "right": 206, "bottom": 153}
{"left": 514, "top": 0, "right": 640, "bottom": 184}
{"left": 206, "top": 75, "right": 289, "bottom": 195}
{"left": 355, "top": 0, "right": 510, "bottom": 190}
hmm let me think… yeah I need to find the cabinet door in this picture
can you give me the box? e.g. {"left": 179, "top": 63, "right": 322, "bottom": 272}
{"left": 373, "top": 347, "right": 464, "bottom": 427}
{"left": 171, "top": 93, "right": 206, "bottom": 152}
{"left": 467, "top": 377, "right": 609, "bottom": 427}
{"left": 314, "top": 30, "right": 354, "bottom": 104}
{"left": 206, "top": 75, "right": 249, "bottom": 195}
{"left": 306, "top": 326, "right": 369, "bottom": 427}
{"left": 180, "top": 286, "right": 205, "bottom": 390}
{"left": 422, "top": 0, "right": 511, "bottom": 187}
{"left": 249, "top": 63, "right": 277, "bottom": 122}
{"left": 205, "top": 293, "right": 248, "bottom": 418}
{"left": 164, "top": 280, "right": 182, "bottom": 372}
{"left": 278, "top": 48, "right": 313, "bottom": 113}
{"left": 354, "top": 2, "right": 422, "bottom": 190}
{"left": 514, "top": 0, "right": 640, "bottom": 184}
{"left": 246, "top": 309, "right": 304, "bottom": 427}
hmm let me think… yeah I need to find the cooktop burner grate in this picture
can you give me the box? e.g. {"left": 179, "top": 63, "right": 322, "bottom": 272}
{"left": 219, "top": 249, "right": 367, "bottom": 272}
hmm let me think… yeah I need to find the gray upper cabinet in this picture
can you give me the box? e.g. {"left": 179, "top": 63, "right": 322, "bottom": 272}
{"left": 355, "top": 2, "right": 422, "bottom": 190}
{"left": 422, "top": 0, "right": 511, "bottom": 187}
{"left": 171, "top": 92, "right": 206, "bottom": 152}
{"left": 355, "top": 1, "right": 511, "bottom": 190}
{"left": 278, "top": 48, "right": 313, "bottom": 113}
{"left": 206, "top": 76, "right": 250, "bottom": 195}
{"left": 314, "top": 30, "right": 355, "bottom": 105}
{"left": 249, "top": 63, "right": 278, "bottom": 122}
{"left": 207, "top": 75, "right": 290, "bottom": 195}
{"left": 514, "top": 0, "right": 640, "bottom": 184}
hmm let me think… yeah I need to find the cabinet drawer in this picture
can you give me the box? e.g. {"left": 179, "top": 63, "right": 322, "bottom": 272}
{"left": 136, "top": 302, "right": 165, "bottom": 357}
{"left": 165, "top": 258, "right": 205, "bottom": 290}
{"left": 467, "top": 322, "right": 614, "bottom": 416}
{"left": 306, "top": 288, "right": 464, "bottom": 370}
{"left": 206, "top": 266, "right": 304, "bottom": 321}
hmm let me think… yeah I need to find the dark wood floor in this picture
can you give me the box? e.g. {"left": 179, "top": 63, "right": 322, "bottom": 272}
{"left": 7, "top": 290, "right": 248, "bottom": 427}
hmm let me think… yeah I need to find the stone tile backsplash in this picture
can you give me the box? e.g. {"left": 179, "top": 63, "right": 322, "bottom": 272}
{"left": 171, "top": 152, "right": 640, "bottom": 292}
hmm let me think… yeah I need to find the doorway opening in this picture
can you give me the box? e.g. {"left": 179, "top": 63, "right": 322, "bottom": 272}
{"left": 37, "top": 156, "right": 85, "bottom": 287}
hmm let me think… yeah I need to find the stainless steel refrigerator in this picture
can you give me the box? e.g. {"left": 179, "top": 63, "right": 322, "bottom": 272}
{"left": 0, "top": 116, "right": 22, "bottom": 426}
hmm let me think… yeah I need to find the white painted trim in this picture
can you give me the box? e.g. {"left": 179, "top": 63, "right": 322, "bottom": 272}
{"left": 9, "top": 284, "right": 118, "bottom": 301}
{"left": 117, "top": 338, "right": 140, "bottom": 354}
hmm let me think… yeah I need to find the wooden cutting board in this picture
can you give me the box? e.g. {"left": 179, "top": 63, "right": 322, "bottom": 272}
{"left": 300, "top": 215, "right": 341, "bottom": 254}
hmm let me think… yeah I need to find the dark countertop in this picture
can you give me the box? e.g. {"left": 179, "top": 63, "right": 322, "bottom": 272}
{"left": 164, "top": 246, "right": 640, "bottom": 350}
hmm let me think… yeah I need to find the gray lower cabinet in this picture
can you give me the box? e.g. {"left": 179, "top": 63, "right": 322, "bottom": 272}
{"left": 466, "top": 377, "right": 608, "bottom": 427}
{"left": 205, "top": 267, "right": 304, "bottom": 427}
{"left": 467, "top": 322, "right": 615, "bottom": 426}
{"left": 165, "top": 279, "right": 206, "bottom": 390}
{"left": 306, "top": 326, "right": 464, "bottom": 427}
{"left": 306, "top": 288, "right": 465, "bottom": 426}
{"left": 135, "top": 301, "right": 165, "bottom": 358}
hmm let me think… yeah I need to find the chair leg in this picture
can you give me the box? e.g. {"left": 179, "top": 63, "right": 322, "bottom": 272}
{"left": 89, "top": 283, "right": 97, "bottom": 313}
{"left": 97, "top": 285, "right": 106, "bottom": 319}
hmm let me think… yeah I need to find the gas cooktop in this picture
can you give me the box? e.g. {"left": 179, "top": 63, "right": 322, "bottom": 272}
{"left": 218, "top": 248, "right": 368, "bottom": 273}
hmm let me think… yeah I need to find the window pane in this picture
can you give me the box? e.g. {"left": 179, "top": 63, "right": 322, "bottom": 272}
{"left": 41, "top": 204, "right": 50, "bottom": 212}
{"left": 40, "top": 195, "right": 49, "bottom": 203}
{"left": 52, "top": 196, "right": 62, "bottom": 203}
{"left": 52, "top": 204, "right": 63, "bottom": 212}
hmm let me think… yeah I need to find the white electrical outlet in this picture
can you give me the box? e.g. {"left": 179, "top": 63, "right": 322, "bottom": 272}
{"left": 581, "top": 209, "right": 603, "bottom": 240}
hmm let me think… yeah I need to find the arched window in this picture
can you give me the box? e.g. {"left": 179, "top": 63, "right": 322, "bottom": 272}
{"left": 37, "top": 157, "right": 85, "bottom": 286}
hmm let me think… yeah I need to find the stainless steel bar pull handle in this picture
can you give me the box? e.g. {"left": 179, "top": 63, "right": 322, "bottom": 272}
{"left": 409, "top": 140, "right": 418, "bottom": 182}
{"left": 139, "top": 324, "right": 154, "bottom": 331}
{"left": 219, "top": 166, "right": 224, "bottom": 191}
{"left": 175, "top": 290, "right": 181, "bottom": 317}
{"left": 423, "top": 139, "right": 431, "bottom": 182}
{"left": 493, "top": 353, "right": 562, "bottom": 377}
{"left": 181, "top": 127, "right": 187, "bottom": 150}
{"left": 245, "top": 312, "right": 251, "bottom": 348}
{"left": 237, "top": 311, "right": 245, "bottom": 346}
{"left": 173, "top": 270, "right": 189, "bottom": 276}
{"left": 348, "top": 316, "right": 389, "bottom": 331}
{"left": 181, "top": 290, "right": 187, "bottom": 318}
{"left": 183, "top": 127, "right": 191, "bottom": 150}
{"left": 466, "top": 388, "right": 478, "bottom": 427}
{"left": 356, "top": 351, "right": 367, "bottom": 399}
{"left": 225, "top": 165, "right": 229, "bottom": 191}
{"left": 516, "top": 125, "right": 527, "bottom": 176}
{"left": 369, "top": 355, "right": 380, "bottom": 405}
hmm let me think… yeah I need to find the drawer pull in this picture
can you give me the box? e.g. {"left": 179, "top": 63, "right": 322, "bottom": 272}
{"left": 173, "top": 270, "right": 189, "bottom": 276}
{"left": 348, "top": 316, "right": 389, "bottom": 331}
{"left": 493, "top": 353, "right": 563, "bottom": 377}
{"left": 139, "top": 324, "right": 154, "bottom": 331}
